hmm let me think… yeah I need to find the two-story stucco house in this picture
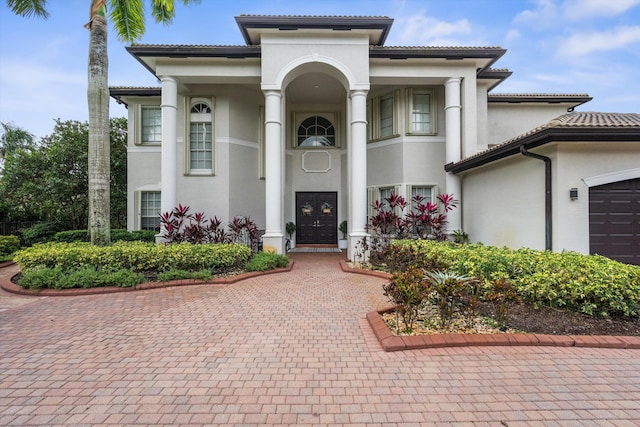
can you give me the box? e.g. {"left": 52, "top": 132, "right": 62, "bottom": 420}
{"left": 110, "top": 15, "right": 640, "bottom": 264}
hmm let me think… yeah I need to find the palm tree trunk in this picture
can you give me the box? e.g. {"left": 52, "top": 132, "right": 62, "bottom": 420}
{"left": 87, "top": 10, "right": 111, "bottom": 246}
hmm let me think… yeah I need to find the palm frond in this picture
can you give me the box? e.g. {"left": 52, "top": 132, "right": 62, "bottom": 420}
{"left": 6, "top": 0, "right": 49, "bottom": 19}
{"left": 109, "top": 0, "right": 145, "bottom": 42}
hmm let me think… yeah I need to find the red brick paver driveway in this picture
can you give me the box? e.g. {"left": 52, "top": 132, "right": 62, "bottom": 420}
{"left": 1, "top": 252, "right": 639, "bottom": 426}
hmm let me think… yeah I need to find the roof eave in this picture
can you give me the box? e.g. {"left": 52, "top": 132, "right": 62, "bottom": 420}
{"left": 369, "top": 47, "right": 507, "bottom": 73}
{"left": 235, "top": 15, "right": 394, "bottom": 46}
{"left": 445, "top": 127, "right": 640, "bottom": 174}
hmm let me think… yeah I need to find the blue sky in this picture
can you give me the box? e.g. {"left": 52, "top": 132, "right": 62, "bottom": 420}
{"left": 1, "top": 0, "right": 639, "bottom": 138}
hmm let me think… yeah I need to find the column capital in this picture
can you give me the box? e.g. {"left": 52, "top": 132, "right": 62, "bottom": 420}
{"left": 262, "top": 89, "right": 282, "bottom": 98}
{"left": 349, "top": 89, "right": 369, "bottom": 99}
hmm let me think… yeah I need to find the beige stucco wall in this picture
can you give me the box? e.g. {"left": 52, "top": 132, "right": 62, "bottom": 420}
{"left": 554, "top": 142, "right": 640, "bottom": 254}
{"left": 461, "top": 141, "right": 640, "bottom": 254}
{"left": 461, "top": 152, "right": 548, "bottom": 250}
{"left": 487, "top": 104, "right": 573, "bottom": 145}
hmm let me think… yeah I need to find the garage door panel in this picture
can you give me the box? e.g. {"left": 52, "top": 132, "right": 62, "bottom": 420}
{"left": 589, "top": 178, "right": 640, "bottom": 265}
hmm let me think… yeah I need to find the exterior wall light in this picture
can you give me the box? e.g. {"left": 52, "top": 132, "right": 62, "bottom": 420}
{"left": 570, "top": 187, "right": 578, "bottom": 201}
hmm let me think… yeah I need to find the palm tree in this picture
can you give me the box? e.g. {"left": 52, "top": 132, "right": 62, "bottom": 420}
{"left": 0, "top": 122, "right": 35, "bottom": 171}
{"left": 6, "top": 0, "right": 199, "bottom": 245}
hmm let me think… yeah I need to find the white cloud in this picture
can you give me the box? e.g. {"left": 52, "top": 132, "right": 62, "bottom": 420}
{"left": 513, "top": 0, "right": 560, "bottom": 28}
{"left": 562, "top": 0, "right": 640, "bottom": 20}
{"left": 557, "top": 26, "right": 640, "bottom": 56}
{"left": 390, "top": 11, "right": 473, "bottom": 46}
{"left": 504, "top": 29, "right": 521, "bottom": 44}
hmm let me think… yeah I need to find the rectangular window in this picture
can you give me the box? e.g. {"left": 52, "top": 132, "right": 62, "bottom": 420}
{"left": 379, "top": 94, "right": 394, "bottom": 138}
{"left": 407, "top": 88, "right": 436, "bottom": 135}
{"left": 378, "top": 187, "right": 394, "bottom": 210}
{"left": 189, "top": 122, "right": 212, "bottom": 170}
{"left": 141, "top": 106, "right": 161, "bottom": 144}
{"left": 367, "top": 91, "right": 398, "bottom": 142}
{"left": 140, "top": 191, "right": 161, "bottom": 231}
{"left": 410, "top": 186, "right": 433, "bottom": 211}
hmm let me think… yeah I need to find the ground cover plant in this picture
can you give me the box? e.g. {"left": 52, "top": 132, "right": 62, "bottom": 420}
{"left": 374, "top": 240, "right": 640, "bottom": 336}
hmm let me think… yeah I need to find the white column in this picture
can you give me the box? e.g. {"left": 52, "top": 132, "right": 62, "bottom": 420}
{"left": 160, "top": 76, "right": 178, "bottom": 217}
{"left": 445, "top": 77, "right": 462, "bottom": 233}
{"left": 348, "top": 89, "right": 369, "bottom": 260}
{"left": 262, "top": 90, "right": 285, "bottom": 253}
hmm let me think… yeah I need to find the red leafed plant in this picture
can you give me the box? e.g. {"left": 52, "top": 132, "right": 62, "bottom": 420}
{"left": 159, "top": 205, "right": 259, "bottom": 252}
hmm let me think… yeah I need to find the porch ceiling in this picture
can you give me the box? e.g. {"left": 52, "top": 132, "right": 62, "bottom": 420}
{"left": 286, "top": 72, "right": 346, "bottom": 104}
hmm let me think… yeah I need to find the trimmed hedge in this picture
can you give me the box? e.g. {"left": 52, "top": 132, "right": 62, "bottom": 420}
{"left": 53, "top": 229, "right": 157, "bottom": 243}
{"left": 20, "top": 267, "right": 144, "bottom": 290}
{"left": 14, "top": 241, "right": 252, "bottom": 274}
{"left": 392, "top": 240, "right": 640, "bottom": 318}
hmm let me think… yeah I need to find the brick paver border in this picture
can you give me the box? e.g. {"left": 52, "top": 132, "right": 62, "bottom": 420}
{"left": 339, "top": 259, "right": 640, "bottom": 351}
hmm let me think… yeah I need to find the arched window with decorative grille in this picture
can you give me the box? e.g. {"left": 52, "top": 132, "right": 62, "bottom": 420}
{"left": 297, "top": 116, "right": 336, "bottom": 147}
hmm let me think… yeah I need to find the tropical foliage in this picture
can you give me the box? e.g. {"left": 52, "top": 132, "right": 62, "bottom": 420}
{"left": 0, "top": 118, "right": 127, "bottom": 228}
{"left": 6, "top": 0, "right": 200, "bottom": 245}
{"left": 383, "top": 240, "right": 640, "bottom": 318}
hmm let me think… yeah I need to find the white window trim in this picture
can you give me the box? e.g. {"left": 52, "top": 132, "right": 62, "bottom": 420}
{"left": 135, "top": 189, "right": 161, "bottom": 231}
{"left": 406, "top": 88, "right": 437, "bottom": 135}
{"left": 407, "top": 184, "right": 438, "bottom": 211}
{"left": 259, "top": 105, "right": 265, "bottom": 179}
{"left": 367, "top": 184, "right": 403, "bottom": 218}
{"left": 291, "top": 112, "right": 340, "bottom": 149}
{"left": 184, "top": 96, "right": 215, "bottom": 176}
{"left": 136, "top": 104, "right": 162, "bottom": 146}
{"left": 367, "top": 90, "right": 400, "bottom": 143}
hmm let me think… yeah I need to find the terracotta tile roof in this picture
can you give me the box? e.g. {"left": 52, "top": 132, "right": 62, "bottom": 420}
{"left": 446, "top": 112, "right": 640, "bottom": 173}
{"left": 372, "top": 45, "right": 503, "bottom": 50}
{"left": 237, "top": 14, "right": 391, "bottom": 18}
{"left": 547, "top": 111, "right": 640, "bottom": 127}
{"left": 129, "top": 44, "right": 255, "bottom": 49}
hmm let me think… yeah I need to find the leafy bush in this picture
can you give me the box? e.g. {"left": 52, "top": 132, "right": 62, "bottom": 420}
{"left": 425, "top": 271, "right": 476, "bottom": 328}
{"left": 159, "top": 205, "right": 260, "bottom": 252}
{"left": 383, "top": 266, "right": 429, "bottom": 333}
{"left": 19, "top": 266, "right": 144, "bottom": 290}
{"left": 365, "top": 192, "right": 458, "bottom": 264}
{"left": 0, "top": 235, "right": 20, "bottom": 260}
{"left": 21, "top": 222, "right": 69, "bottom": 246}
{"left": 14, "top": 241, "right": 252, "bottom": 275}
{"left": 245, "top": 251, "right": 289, "bottom": 272}
{"left": 157, "top": 269, "right": 212, "bottom": 282}
{"left": 391, "top": 240, "right": 640, "bottom": 318}
{"left": 54, "top": 229, "right": 157, "bottom": 243}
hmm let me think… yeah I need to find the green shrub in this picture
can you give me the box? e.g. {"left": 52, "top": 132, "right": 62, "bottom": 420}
{"left": 54, "top": 229, "right": 157, "bottom": 243}
{"left": 112, "top": 229, "right": 157, "bottom": 242}
{"left": 245, "top": 252, "right": 289, "bottom": 272}
{"left": 19, "top": 266, "right": 144, "bottom": 290}
{"left": 53, "top": 230, "right": 89, "bottom": 243}
{"left": 14, "top": 241, "right": 252, "bottom": 275}
{"left": 19, "top": 267, "right": 64, "bottom": 290}
{"left": 383, "top": 266, "right": 429, "bottom": 333}
{"left": 0, "top": 235, "right": 20, "bottom": 260}
{"left": 391, "top": 240, "right": 640, "bottom": 318}
{"left": 21, "top": 222, "right": 69, "bottom": 246}
{"left": 157, "top": 269, "right": 212, "bottom": 282}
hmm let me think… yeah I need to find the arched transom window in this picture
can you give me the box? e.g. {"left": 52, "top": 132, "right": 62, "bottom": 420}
{"left": 297, "top": 116, "right": 335, "bottom": 147}
{"left": 189, "top": 102, "right": 212, "bottom": 171}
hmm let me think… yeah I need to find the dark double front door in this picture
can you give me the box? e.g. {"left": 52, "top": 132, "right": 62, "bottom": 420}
{"left": 296, "top": 192, "right": 338, "bottom": 245}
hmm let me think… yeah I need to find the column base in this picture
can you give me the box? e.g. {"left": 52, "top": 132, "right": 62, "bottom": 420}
{"left": 262, "top": 233, "right": 285, "bottom": 254}
{"left": 347, "top": 231, "right": 369, "bottom": 263}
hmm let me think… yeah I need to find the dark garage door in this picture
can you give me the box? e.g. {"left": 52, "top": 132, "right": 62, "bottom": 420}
{"left": 589, "top": 178, "right": 640, "bottom": 265}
